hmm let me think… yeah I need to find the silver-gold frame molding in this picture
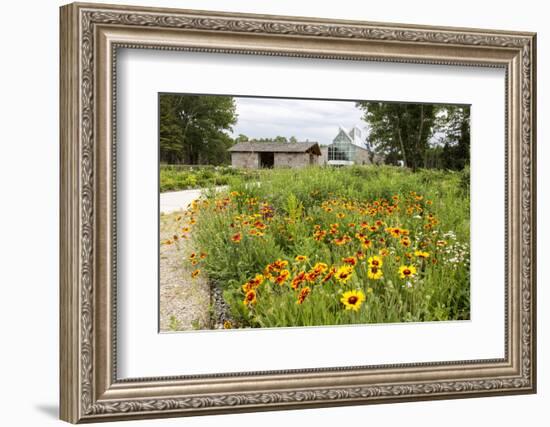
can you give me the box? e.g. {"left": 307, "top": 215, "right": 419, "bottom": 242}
{"left": 60, "top": 2, "right": 537, "bottom": 423}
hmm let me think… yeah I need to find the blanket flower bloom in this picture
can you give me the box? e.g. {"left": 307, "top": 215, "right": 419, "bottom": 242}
{"left": 399, "top": 264, "right": 417, "bottom": 279}
{"left": 368, "top": 255, "right": 383, "bottom": 268}
{"left": 368, "top": 266, "right": 383, "bottom": 280}
{"left": 340, "top": 290, "right": 366, "bottom": 311}
{"left": 243, "top": 289, "right": 257, "bottom": 306}
{"left": 335, "top": 265, "right": 354, "bottom": 284}
{"left": 297, "top": 286, "right": 311, "bottom": 304}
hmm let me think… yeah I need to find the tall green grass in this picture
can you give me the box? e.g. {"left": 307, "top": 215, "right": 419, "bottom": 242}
{"left": 160, "top": 165, "right": 260, "bottom": 192}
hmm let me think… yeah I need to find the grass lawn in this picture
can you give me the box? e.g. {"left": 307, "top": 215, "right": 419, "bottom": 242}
{"left": 162, "top": 165, "right": 470, "bottom": 329}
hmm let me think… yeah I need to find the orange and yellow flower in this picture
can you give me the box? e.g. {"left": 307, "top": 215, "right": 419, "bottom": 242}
{"left": 367, "top": 266, "right": 383, "bottom": 280}
{"left": 313, "top": 229, "right": 327, "bottom": 241}
{"left": 398, "top": 265, "right": 417, "bottom": 279}
{"left": 340, "top": 290, "right": 366, "bottom": 311}
{"left": 379, "top": 248, "right": 390, "bottom": 257}
{"left": 265, "top": 259, "right": 289, "bottom": 274}
{"left": 243, "top": 289, "right": 257, "bottom": 306}
{"left": 342, "top": 256, "right": 357, "bottom": 266}
{"left": 361, "top": 238, "right": 373, "bottom": 249}
{"left": 333, "top": 235, "right": 352, "bottom": 246}
{"left": 335, "top": 266, "right": 354, "bottom": 284}
{"left": 291, "top": 272, "right": 307, "bottom": 289}
{"left": 367, "top": 255, "right": 383, "bottom": 268}
{"left": 231, "top": 233, "right": 242, "bottom": 243}
{"left": 387, "top": 227, "right": 402, "bottom": 237}
{"left": 312, "top": 262, "right": 328, "bottom": 274}
{"left": 275, "top": 269, "right": 291, "bottom": 285}
{"left": 322, "top": 267, "right": 337, "bottom": 283}
{"left": 295, "top": 255, "right": 308, "bottom": 262}
{"left": 254, "top": 220, "right": 267, "bottom": 230}
{"left": 242, "top": 274, "right": 264, "bottom": 292}
{"left": 414, "top": 250, "right": 430, "bottom": 259}
{"left": 297, "top": 286, "right": 311, "bottom": 304}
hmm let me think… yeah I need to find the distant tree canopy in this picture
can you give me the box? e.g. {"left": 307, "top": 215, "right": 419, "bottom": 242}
{"left": 235, "top": 134, "right": 249, "bottom": 143}
{"left": 356, "top": 102, "right": 470, "bottom": 171}
{"left": 160, "top": 94, "right": 237, "bottom": 165}
{"left": 248, "top": 136, "right": 299, "bottom": 144}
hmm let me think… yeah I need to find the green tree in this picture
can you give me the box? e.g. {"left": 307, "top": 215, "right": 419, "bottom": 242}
{"left": 159, "top": 95, "right": 184, "bottom": 164}
{"left": 159, "top": 94, "right": 237, "bottom": 165}
{"left": 356, "top": 102, "right": 437, "bottom": 171}
{"left": 253, "top": 136, "right": 289, "bottom": 143}
{"left": 436, "top": 105, "right": 470, "bottom": 170}
{"left": 235, "top": 134, "right": 249, "bottom": 143}
{"left": 274, "top": 136, "right": 288, "bottom": 143}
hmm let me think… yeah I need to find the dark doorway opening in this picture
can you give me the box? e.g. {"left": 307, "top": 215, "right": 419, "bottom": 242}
{"left": 260, "top": 152, "right": 274, "bottom": 168}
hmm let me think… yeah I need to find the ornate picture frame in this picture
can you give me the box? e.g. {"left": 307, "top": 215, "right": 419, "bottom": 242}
{"left": 60, "top": 2, "right": 536, "bottom": 423}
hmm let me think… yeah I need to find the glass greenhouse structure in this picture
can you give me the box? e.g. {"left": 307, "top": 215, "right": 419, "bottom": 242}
{"left": 325, "top": 126, "right": 372, "bottom": 166}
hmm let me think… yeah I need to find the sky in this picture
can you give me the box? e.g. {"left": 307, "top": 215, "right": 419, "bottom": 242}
{"left": 231, "top": 97, "right": 366, "bottom": 146}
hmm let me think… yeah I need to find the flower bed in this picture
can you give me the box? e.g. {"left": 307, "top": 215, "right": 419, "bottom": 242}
{"left": 163, "top": 166, "right": 470, "bottom": 328}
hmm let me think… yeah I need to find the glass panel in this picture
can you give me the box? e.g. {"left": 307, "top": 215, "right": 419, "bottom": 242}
{"left": 328, "top": 143, "right": 355, "bottom": 161}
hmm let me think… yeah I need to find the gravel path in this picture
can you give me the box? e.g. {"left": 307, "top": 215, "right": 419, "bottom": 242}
{"left": 160, "top": 186, "right": 227, "bottom": 214}
{"left": 159, "top": 211, "right": 211, "bottom": 332}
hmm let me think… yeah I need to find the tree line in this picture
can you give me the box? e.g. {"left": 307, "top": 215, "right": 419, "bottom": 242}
{"left": 159, "top": 94, "right": 237, "bottom": 165}
{"left": 160, "top": 94, "right": 470, "bottom": 171}
{"left": 356, "top": 101, "right": 470, "bottom": 171}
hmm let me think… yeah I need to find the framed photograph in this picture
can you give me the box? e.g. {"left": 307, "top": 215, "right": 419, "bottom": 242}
{"left": 60, "top": 2, "right": 537, "bottom": 423}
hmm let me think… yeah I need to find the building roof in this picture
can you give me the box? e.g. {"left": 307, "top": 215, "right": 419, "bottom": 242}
{"left": 334, "top": 125, "right": 370, "bottom": 150}
{"left": 229, "top": 141, "right": 322, "bottom": 155}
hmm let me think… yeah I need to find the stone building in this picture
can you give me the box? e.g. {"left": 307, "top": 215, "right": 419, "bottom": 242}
{"left": 229, "top": 141, "right": 322, "bottom": 169}
{"left": 319, "top": 125, "right": 381, "bottom": 166}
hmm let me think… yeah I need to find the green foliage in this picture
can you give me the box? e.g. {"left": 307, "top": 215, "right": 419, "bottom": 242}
{"left": 159, "top": 94, "right": 237, "bottom": 165}
{"left": 437, "top": 105, "right": 471, "bottom": 170}
{"left": 160, "top": 165, "right": 260, "bottom": 192}
{"left": 188, "top": 166, "right": 470, "bottom": 328}
{"left": 356, "top": 102, "right": 437, "bottom": 171}
{"left": 356, "top": 102, "right": 470, "bottom": 171}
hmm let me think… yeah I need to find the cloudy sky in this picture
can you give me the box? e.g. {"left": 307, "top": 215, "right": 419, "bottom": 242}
{"left": 231, "top": 97, "right": 366, "bottom": 145}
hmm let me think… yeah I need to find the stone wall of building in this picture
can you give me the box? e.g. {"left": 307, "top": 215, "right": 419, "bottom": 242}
{"left": 354, "top": 146, "right": 372, "bottom": 165}
{"left": 273, "top": 152, "right": 321, "bottom": 168}
{"left": 231, "top": 152, "right": 259, "bottom": 168}
{"left": 231, "top": 151, "right": 324, "bottom": 168}
{"left": 320, "top": 146, "right": 329, "bottom": 165}
{"left": 371, "top": 153, "right": 384, "bottom": 165}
